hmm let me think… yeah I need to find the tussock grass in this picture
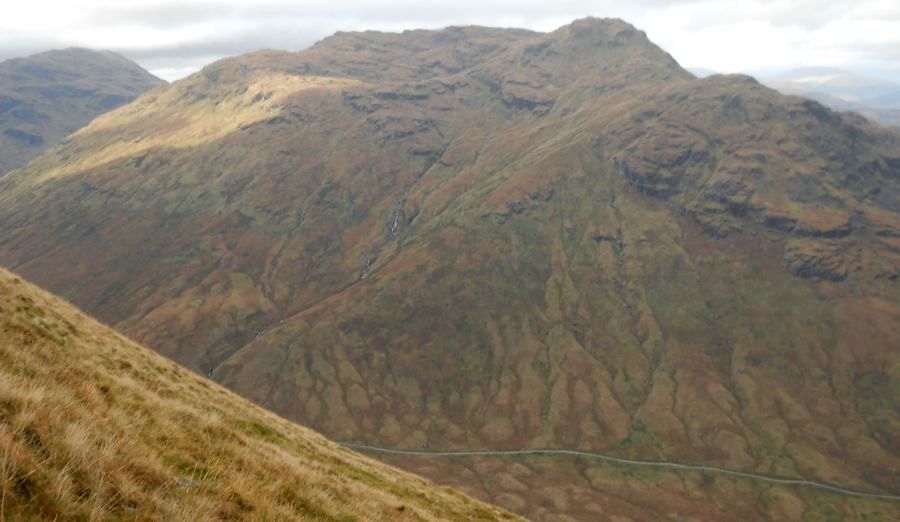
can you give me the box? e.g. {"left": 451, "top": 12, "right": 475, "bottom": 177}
{"left": 0, "top": 267, "right": 517, "bottom": 521}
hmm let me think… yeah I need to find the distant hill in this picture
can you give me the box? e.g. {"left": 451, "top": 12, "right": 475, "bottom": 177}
{"left": 0, "top": 266, "right": 516, "bottom": 520}
{"left": 864, "top": 90, "right": 900, "bottom": 110}
{"left": 762, "top": 67, "right": 900, "bottom": 127}
{"left": 765, "top": 67, "right": 900, "bottom": 102}
{"left": 0, "top": 48, "right": 164, "bottom": 174}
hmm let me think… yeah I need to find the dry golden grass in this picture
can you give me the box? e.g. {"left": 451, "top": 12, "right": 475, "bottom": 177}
{"left": 0, "top": 267, "right": 518, "bottom": 521}
{"left": 29, "top": 73, "right": 359, "bottom": 184}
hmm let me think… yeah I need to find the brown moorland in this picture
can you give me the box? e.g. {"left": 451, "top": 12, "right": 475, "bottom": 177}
{"left": 0, "top": 18, "right": 898, "bottom": 520}
{"left": 0, "top": 266, "right": 518, "bottom": 521}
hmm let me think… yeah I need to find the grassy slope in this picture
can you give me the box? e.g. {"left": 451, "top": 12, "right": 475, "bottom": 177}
{"left": 0, "top": 267, "right": 517, "bottom": 521}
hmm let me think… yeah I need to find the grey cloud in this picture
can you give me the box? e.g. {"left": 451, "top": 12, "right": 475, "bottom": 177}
{"left": 0, "top": 38, "right": 71, "bottom": 63}
{"left": 680, "top": 0, "right": 850, "bottom": 32}
{"left": 762, "top": 1, "right": 850, "bottom": 30}
{"left": 115, "top": 30, "right": 317, "bottom": 61}
{"left": 858, "top": 40, "right": 900, "bottom": 63}
{"left": 86, "top": 2, "right": 227, "bottom": 29}
{"left": 82, "top": 1, "right": 699, "bottom": 30}
{"left": 111, "top": 25, "right": 324, "bottom": 80}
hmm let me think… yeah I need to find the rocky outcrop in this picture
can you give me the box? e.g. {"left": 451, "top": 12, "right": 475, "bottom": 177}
{"left": 783, "top": 239, "right": 851, "bottom": 281}
{"left": 614, "top": 125, "right": 711, "bottom": 198}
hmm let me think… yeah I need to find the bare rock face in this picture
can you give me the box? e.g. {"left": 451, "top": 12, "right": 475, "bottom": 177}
{"left": 1, "top": 18, "right": 899, "bottom": 521}
{"left": 0, "top": 48, "right": 164, "bottom": 174}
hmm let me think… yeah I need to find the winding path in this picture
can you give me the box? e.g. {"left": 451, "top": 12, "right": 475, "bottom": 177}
{"left": 337, "top": 442, "right": 900, "bottom": 501}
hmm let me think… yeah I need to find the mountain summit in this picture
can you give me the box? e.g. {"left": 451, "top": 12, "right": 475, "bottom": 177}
{"left": 0, "top": 19, "right": 898, "bottom": 520}
{"left": 0, "top": 48, "right": 163, "bottom": 174}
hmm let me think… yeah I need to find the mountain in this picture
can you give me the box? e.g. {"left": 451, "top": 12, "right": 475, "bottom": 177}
{"left": 863, "top": 90, "right": 900, "bottom": 111}
{"left": 0, "top": 18, "right": 899, "bottom": 520}
{"left": 0, "top": 48, "right": 164, "bottom": 174}
{"left": 762, "top": 67, "right": 900, "bottom": 127}
{"left": 0, "top": 266, "right": 516, "bottom": 520}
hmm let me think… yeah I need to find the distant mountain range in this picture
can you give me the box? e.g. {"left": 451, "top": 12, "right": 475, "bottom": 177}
{"left": 766, "top": 67, "right": 900, "bottom": 103}
{"left": 0, "top": 48, "right": 164, "bottom": 174}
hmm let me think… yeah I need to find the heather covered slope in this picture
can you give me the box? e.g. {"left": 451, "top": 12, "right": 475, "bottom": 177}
{"left": 0, "top": 48, "right": 163, "bottom": 174}
{"left": 0, "top": 18, "right": 899, "bottom": 520}
{"left": 0, "top": 267, "right": 516, "bottom": 521}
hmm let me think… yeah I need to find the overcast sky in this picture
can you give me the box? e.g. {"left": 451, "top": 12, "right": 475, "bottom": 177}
{"left": 1, "top": 0, "right": 899, "bottom": 83}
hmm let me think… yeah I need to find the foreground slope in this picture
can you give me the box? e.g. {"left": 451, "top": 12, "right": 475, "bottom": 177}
{"left": 0, "top": 18, "right": 899, "bottom": 520}
{"left": 0, "top": 48, "right": 163, "bottom": 174}
{"left": 0, "top": 267, "right": 516, "bottom": 521}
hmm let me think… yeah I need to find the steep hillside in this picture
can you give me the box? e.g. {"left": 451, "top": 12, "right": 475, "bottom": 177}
{"left": 0, "top": 267, "right": 516, "bottom": 520}
{"left": 0, "top": 48, "right": 163, "bottom": 174}
{"left": 0, "top": 18, "right": 899, "bottom": 520}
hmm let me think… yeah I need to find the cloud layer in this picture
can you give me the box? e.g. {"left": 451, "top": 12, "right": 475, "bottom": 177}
{"left": 1, "top": 0, "right": 898, "bottom": 82}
